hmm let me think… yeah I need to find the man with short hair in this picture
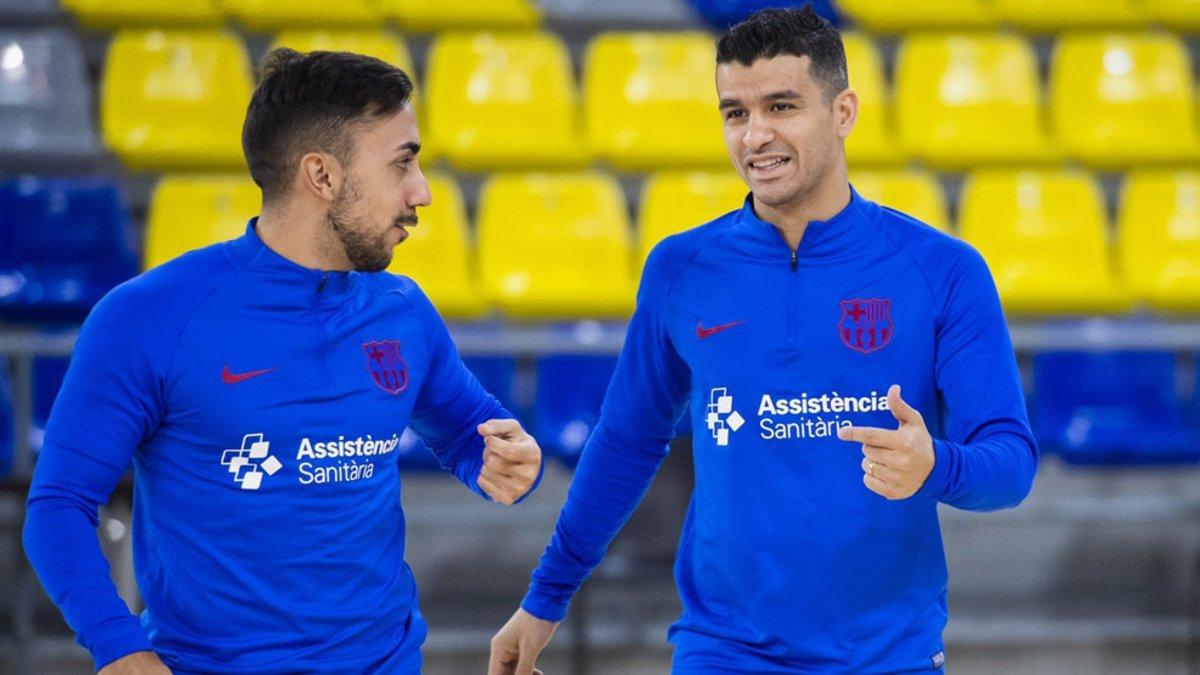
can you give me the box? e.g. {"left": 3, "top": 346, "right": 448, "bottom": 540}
{"left": 24, "top": 49, "right": 543, "bottom": 674}
{"left": 490, "top": 7, "right": 1037, "bottom": 674}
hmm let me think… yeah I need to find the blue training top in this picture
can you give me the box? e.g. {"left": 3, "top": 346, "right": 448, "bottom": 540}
{"left": 23, "top": 221, "right": 537, "bottom": 673}
{"left": 521, "top": 186, "right": 1038, "bottom": 674}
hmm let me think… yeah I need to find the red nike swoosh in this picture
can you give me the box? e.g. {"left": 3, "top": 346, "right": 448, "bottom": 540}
{"left": 696, "top": 320, "right": 746, "bottom": 340}
{"left": 221, "top": 365, "right": 278, "bottom": 385}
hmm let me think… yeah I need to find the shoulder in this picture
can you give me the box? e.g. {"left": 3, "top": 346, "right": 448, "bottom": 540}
{"left": 364, "top": 271, "right": 431, "bottom": 314}
{"left": 89, "top": 242, "right": 242, "bottom": 329}
{"left": 78, "top": 242, "right": 244, "bottom": 364}
{"left": 643, "top": 209, "right": 739, "bottom": 285}
{"left": 873, "top": 204, "right": 990, "bottom": 284}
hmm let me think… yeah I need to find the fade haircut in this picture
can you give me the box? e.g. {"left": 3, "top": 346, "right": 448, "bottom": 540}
{"left": 242, "top": 48, "right": 414, "bottom": 204}
{"left": 716, "top": 5, "right": 849, "bottom": 104}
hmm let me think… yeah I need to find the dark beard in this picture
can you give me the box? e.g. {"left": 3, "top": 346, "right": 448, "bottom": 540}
{"left": 326, "top": 181, "right": 393, "bottom": 273}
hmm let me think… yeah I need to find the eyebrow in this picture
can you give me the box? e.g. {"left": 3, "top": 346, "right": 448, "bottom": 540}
{"left": 719, "top": 90, "right": 805, "bottom": 109}
{"left": 393, "top": 142, "right": 421, "bottom": 156}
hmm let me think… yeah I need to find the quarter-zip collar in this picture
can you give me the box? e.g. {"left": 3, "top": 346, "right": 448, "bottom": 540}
{"left": 227, "top": 218, "right": 360, "bottom": 302}
{"left": 730, "top": 183, "right": 881, "bottom": 265}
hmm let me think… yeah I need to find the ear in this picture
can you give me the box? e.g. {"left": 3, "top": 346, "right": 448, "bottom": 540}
{"left": 832, "top": 88, "right": 858, "bottom": 140}
{"left": 299, "top": 151, "right": 342, "bottom": 204}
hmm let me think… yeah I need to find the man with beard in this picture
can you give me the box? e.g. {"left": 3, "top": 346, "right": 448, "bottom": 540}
{"left": 24, "top": 49, "right": 543, "bottom": 674}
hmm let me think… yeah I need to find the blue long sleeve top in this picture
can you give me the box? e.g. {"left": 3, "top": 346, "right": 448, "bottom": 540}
{"left": 521, "top": 187, "right": 1038, "bottom": 674}
{"left": 23, "top": 221, "right": 538, "bottom": 673}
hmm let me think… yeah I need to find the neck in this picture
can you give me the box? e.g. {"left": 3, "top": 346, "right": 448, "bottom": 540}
{"left": 255, "top": 200, "right": 352, "bottom": 272}
{"left": 753, "top": 163, "right": 851, "bottom": 251}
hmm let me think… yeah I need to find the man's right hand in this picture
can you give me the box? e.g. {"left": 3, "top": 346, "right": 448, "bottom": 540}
{"left": 97, "top": 651, "right": 172, "bottom": 674}
{"left": 488, "top": 607, "right": 559, "bottom": 675}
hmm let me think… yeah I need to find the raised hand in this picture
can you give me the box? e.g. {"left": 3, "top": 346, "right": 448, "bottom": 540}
{"left": 476, "top": 419, "right": 542, "bottom": 505}
{"left": 837, "top": 384, "right": 934, "bottom": 500}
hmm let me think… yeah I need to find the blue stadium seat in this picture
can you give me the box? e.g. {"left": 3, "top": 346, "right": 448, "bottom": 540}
{"left": 1193, "top": 356, "right": 1200, "bottom": 432}
{"left": 398, "top": 356, "right": 518, "bottom": 472}
{"left": 0, "top": 178, "right": 137, "bottom": 321}
{"left": 685, "top": 0, "right": 840, "bottom": 29}
{"left": 0, "top": 364, "right": 12, "bottom": 477}
{"left": 463, "top": 356, "right": 519, "bottom": 414}
{"left": 1032, "top": 351, "right": 1199, "bottom": 465}
{"left": 32, "top": 356, "right": 70, "bottom": 454}
{"left": 0, "top": 30, "right": 99, "bottom": 168}
{"left": 535, "top": 355, "right": 618, "bottom": 467}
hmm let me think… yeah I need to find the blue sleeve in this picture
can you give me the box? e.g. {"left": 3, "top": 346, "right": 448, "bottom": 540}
{"left": 917, "top": 246, "right": 1038, "bottom": 510}
{"left": 23, "top": 286, "right": 164, "bottom": 669}
{"left": 521, "top": 241, "right": 691, "bottom": 622}
{"left": 406, "top": 287, "right": 540, "bottom": 501}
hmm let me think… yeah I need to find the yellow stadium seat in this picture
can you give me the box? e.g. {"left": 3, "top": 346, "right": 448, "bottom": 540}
{"left": 267, "top": 31, "right": 433, "bottom": 161}
{"left": 638, "top": 171, "right": 746, "bottom": 261}
{"left": 1118, "top": 171, "right": 1200, "bottom": 311}
{"left": 851, "top": 170, "right": 949, "bottom": 232}
{"left": 1051, "top": 34, "right": 1200, "bottom": 168}
{"left": 1145, "top": 0, "right": 1200, "bottom": 30}
{"left": 387, "top": 174, "right": 486, "bottom": 319}
{"left": 219, "top": 0, "right": 378, "bottom": 29}
{"left": 61, "top": 0, "right": 219, "bottom": 28}
{"left": 992, "top": 0, "right": 1142, "bottom": 31}
{"left": 837, "top": 0, "right": 994, "bottom": 32}
{"left": 585, "top": 32, "right": 726, "bottom": 170}
{"left": 843, "top": 32, "right": 901, "bottom": 167}
{"left": 102, "top": 30, "right": 252, "bottom": 171}
{"left": 375, "top": 0, "right": 539, "bottom": 32}
{"left": 478, "top": 173, "right": 634, "bottom": 319}
{"left": 269, "top": 30, "right": 413, "bottom": 71}
{"left": 958, "top": 170, "right": 1129, "bottom": 314}
{"left": 145, "top": 175, "right": 260, "bottom": 270}
{"left": 426, "top": 33, "right": 583, "bottom": 170}
{"left": 895, "top": 34, "right": 1054, "bottom": 170}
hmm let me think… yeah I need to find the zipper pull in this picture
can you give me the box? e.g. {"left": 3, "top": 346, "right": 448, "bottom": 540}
{"left": 789, "top": 249, "right": 798, "bottom": 271}
{"left": 317, "top": 271, "right": 328, "bottom": 292}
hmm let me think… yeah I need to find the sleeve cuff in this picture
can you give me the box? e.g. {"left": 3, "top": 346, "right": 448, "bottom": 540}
{"left": 84, "top": 614, "right": 154, "bottom": 671}
{"left": 520, "top": 586, "right": 569, "bottom": 623}
{"left": 917, "top": 439, "right": 955, "bottom": 500}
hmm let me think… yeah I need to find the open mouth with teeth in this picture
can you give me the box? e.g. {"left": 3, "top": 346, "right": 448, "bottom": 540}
{"left": 749, "top": 157, "right": 790, "bottom": 170}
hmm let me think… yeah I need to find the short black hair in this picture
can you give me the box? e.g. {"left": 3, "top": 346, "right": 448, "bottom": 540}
{"left": 243, "top": 48, "right": 414, "bottom": 203}
{"left": 716, "top": 5, "right": 849, "bottom": 103}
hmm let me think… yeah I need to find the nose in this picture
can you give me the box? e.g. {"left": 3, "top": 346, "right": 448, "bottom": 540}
{"left": 409, "top": 167, "right": 432, "bottom": 209}
{"left": 742, "top": 114, "right": 775, "bottom": 152}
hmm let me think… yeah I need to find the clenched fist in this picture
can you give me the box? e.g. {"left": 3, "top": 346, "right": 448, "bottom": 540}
{"left": 476, "top": 419, "right": 542, "bottom": 505}
{"left": 837, "top": 385, "right": 934, "bottom": 500}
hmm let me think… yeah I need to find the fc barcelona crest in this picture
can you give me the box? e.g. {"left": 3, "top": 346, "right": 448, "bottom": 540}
{"left": 362, "top": 340, "right": 409, "bottom": 395}
{"left": 838, "top": 298, "right": 893, "bottom": 354}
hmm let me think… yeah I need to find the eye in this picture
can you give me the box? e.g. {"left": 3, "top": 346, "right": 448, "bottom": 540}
{"left": 771, "top": 102, "right": 795, "bottom": 112}
{"left": 395, "top": 157, "right": 413, "bottom": 172}
{"left": 724, "top": 109, "right": 746, "bottom": 121}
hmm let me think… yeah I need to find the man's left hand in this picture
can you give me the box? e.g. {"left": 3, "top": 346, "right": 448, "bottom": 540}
{"left": 837, "top": 385, "right": 934, "bottom": 500}
{"left": 476, "top": 419, "right": 542, "bottom": 505}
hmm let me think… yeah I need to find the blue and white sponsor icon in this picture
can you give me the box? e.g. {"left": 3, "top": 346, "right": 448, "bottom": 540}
{"left": 705, "top": 387, "right": 744, "bottom": 447}
{"left": 220, "top": 433, "right": 282, "bottom": 490}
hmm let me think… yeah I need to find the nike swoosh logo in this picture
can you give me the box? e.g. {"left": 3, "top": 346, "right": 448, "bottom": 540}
{"left": 221, "top": 365, "right": 278, "bottom": 385}
{"left": 696, "top": 320, "right": 746, "bottom": 340}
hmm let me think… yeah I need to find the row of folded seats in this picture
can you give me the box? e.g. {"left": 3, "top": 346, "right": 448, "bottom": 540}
{"left": 1, "top": 350, "right": 1198, "bottom": 477}
{"left": 1, "top": 169, "right": 1198, "bottom": 322}
{"left": 60, "top": 0, "right": 541, "bottom": 31}
{"left": 838, "top": 0, "right": 1200, "bottom": 32}
{"left": 3, "top": 27, "right": 1200, "bottom": 171}
{"left": 36, "top": 0, "right": 1200, "bottom": 32}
